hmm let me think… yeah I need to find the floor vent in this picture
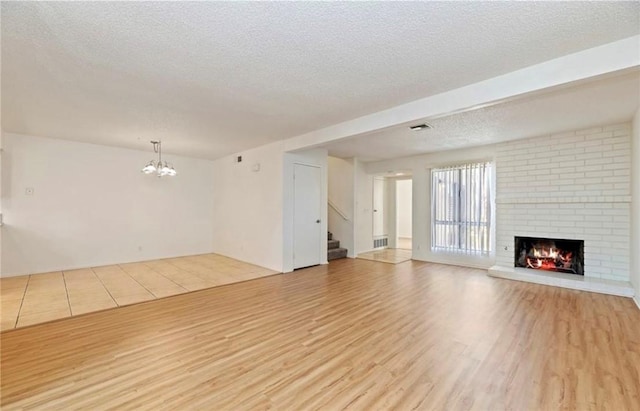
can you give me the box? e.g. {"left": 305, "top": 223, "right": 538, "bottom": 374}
{"left": 374, "top": 238, "right": 388, "bottom": 248}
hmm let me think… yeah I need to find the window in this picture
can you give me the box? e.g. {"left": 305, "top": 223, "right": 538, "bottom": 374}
{"left": 431, "top": 162, "right": 493, "bottom": 255}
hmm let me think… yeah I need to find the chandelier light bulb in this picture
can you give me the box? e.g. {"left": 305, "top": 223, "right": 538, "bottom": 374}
{"left": 159, "top": 163, "right": 171, "bottom": 177}
{"left": 141, "top": 141, "right": 177, "bottom": 177}
{"left": 141, "top": 161, "right": 157, "bottom": 174}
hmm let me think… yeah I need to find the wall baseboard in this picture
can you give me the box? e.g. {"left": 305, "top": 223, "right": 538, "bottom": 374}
{"left": 356, "top": 248, "right": 380, "bottom": 255}
{"left": 1, "top": 250, "right": 214, "bottom": 278}
{"left": 411, "top": 251, "right": 494, "bottom": 270}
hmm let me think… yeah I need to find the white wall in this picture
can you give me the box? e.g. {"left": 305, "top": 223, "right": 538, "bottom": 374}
{"left": 212, "top": 141, "right": 284, "bottom": 272}
{"left": 354, "top": 159, "right": 374, "bottom": 254}
{"left": 396, "top": 179, "right": 412, "bottom": 238}
{"left": 328, "top": 156, "right": 355, "bottom": 257}
{"left": 212, "top": 143, "right": 328, "bottom": 273}
{"left": 386, "top": 179, "right": 397, "bottom": 249}
{"left": 0, "top": 131, "right": 3, "bottom": 273}
{"left": 631, "top": 109, "right": 640, "bottom": 305}
{"left": 2, "top": 133, "right": 215, "bottom": 277}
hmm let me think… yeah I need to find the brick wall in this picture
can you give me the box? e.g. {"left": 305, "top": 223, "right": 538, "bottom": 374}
{"left": 495, "top": 123, "right": 631, "bottom": 282}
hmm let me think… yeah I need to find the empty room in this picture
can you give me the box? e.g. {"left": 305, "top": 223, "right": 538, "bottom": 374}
{"left": 1, "top": 2, "right": 639, "bottom": 409}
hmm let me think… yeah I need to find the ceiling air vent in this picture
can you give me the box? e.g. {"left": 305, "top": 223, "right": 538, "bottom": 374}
{"left": 409, "top": 123, "right": 432, "bottom": 131}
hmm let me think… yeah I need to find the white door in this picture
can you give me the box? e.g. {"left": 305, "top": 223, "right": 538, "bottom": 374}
{"left": 373, "top": 177, "right": 386, "bottom": 237}
{"left": 294, "top": 164, "right": 322, "bottom": 269}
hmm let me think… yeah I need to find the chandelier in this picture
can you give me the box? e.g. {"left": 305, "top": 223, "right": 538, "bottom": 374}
{"left": 141, "top": 140, "right": 177, "bottom": 177}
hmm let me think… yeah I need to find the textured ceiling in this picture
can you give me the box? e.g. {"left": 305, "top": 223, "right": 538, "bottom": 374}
{"left": 323, "top": 72, "right": 640, "bottom": 162}
{"left": 2, "top": 2, "right": 639, "bottom": 159}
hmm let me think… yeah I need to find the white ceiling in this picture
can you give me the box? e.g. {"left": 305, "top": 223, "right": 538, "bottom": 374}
{"left": 323, "top": 71, "right": 640, "bottom": 162}
{"left": 2, "top": 2, "right": 639, "bottom": 159}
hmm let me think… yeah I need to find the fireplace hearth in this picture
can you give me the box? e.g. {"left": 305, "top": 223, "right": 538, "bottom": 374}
{"left": 514, "top": 236, "right": 584, "bottom": 275}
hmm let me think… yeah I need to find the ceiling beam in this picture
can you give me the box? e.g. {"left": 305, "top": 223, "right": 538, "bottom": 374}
{"left": 283, "top": 35, "right": 640, "bottom": 153}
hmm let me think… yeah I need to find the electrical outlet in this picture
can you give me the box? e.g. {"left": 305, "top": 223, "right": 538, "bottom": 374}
{"left": 25, "top": 187, "right": 34, "bottom": 195}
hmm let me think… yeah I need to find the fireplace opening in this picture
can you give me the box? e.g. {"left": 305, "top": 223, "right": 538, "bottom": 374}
{"left": 514, "top": 236, "right": 584, "bottom": 275}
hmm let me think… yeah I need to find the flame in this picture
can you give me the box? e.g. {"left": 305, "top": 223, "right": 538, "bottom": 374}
{"left": 532, "top": 246, "right": 558, "bottom": 259}
{"left": 526, "top": 246, "right": 573, "bottom": 272}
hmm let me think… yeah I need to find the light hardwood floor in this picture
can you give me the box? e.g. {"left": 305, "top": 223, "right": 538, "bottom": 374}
{"left": 0, "top": 254, "right": 277, "bottom": 330}
{"left": 1, "top": 259, "right": 639, "bottom": 410}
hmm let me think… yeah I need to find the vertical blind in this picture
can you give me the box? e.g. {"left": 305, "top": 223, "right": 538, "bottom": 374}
{"left": 431, "top": 162, "right": 492, "bottom": 255}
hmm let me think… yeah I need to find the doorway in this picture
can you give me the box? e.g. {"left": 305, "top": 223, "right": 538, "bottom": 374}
{"left": 357, "top": 174, "right": 412, "bottom": 264}
{"left": 293, "top": 163, "right": 322, "bottom": 269}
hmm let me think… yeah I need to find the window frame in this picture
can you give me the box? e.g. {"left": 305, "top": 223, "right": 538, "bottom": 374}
{"left": 431, "top": 162, "right": 493, "bottom": 255}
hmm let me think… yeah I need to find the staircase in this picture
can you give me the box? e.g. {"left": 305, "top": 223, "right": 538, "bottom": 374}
{"left": 328, "top": 232, "right": 348, "bottom": 261}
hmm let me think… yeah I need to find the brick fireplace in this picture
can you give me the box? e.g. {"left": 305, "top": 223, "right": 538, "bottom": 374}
{"left": 489, "top": 123, "right": 632, "bottom": 296}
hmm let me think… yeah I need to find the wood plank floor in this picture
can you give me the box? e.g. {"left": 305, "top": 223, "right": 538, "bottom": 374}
{"left": 1, "top": 259, "right": 639, "bottom": 410}
{"left": 0, "top": 254, "right": 277, "bottom": 330}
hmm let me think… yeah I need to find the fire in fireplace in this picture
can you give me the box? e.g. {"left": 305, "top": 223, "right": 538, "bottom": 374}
{"left": 514, "top": 236, "right": 584, "bottom": 275}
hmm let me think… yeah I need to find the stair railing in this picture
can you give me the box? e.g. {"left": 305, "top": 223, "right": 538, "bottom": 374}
{"left": 328, "top": 199, "right": 349, "bottom": 221}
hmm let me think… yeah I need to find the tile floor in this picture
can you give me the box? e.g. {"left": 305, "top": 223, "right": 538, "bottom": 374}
{"left": 0, "top": 254, "right": 278, "bottom": 331}
{"left": 357, "top": 248, "right": 412, "bottom": 264}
